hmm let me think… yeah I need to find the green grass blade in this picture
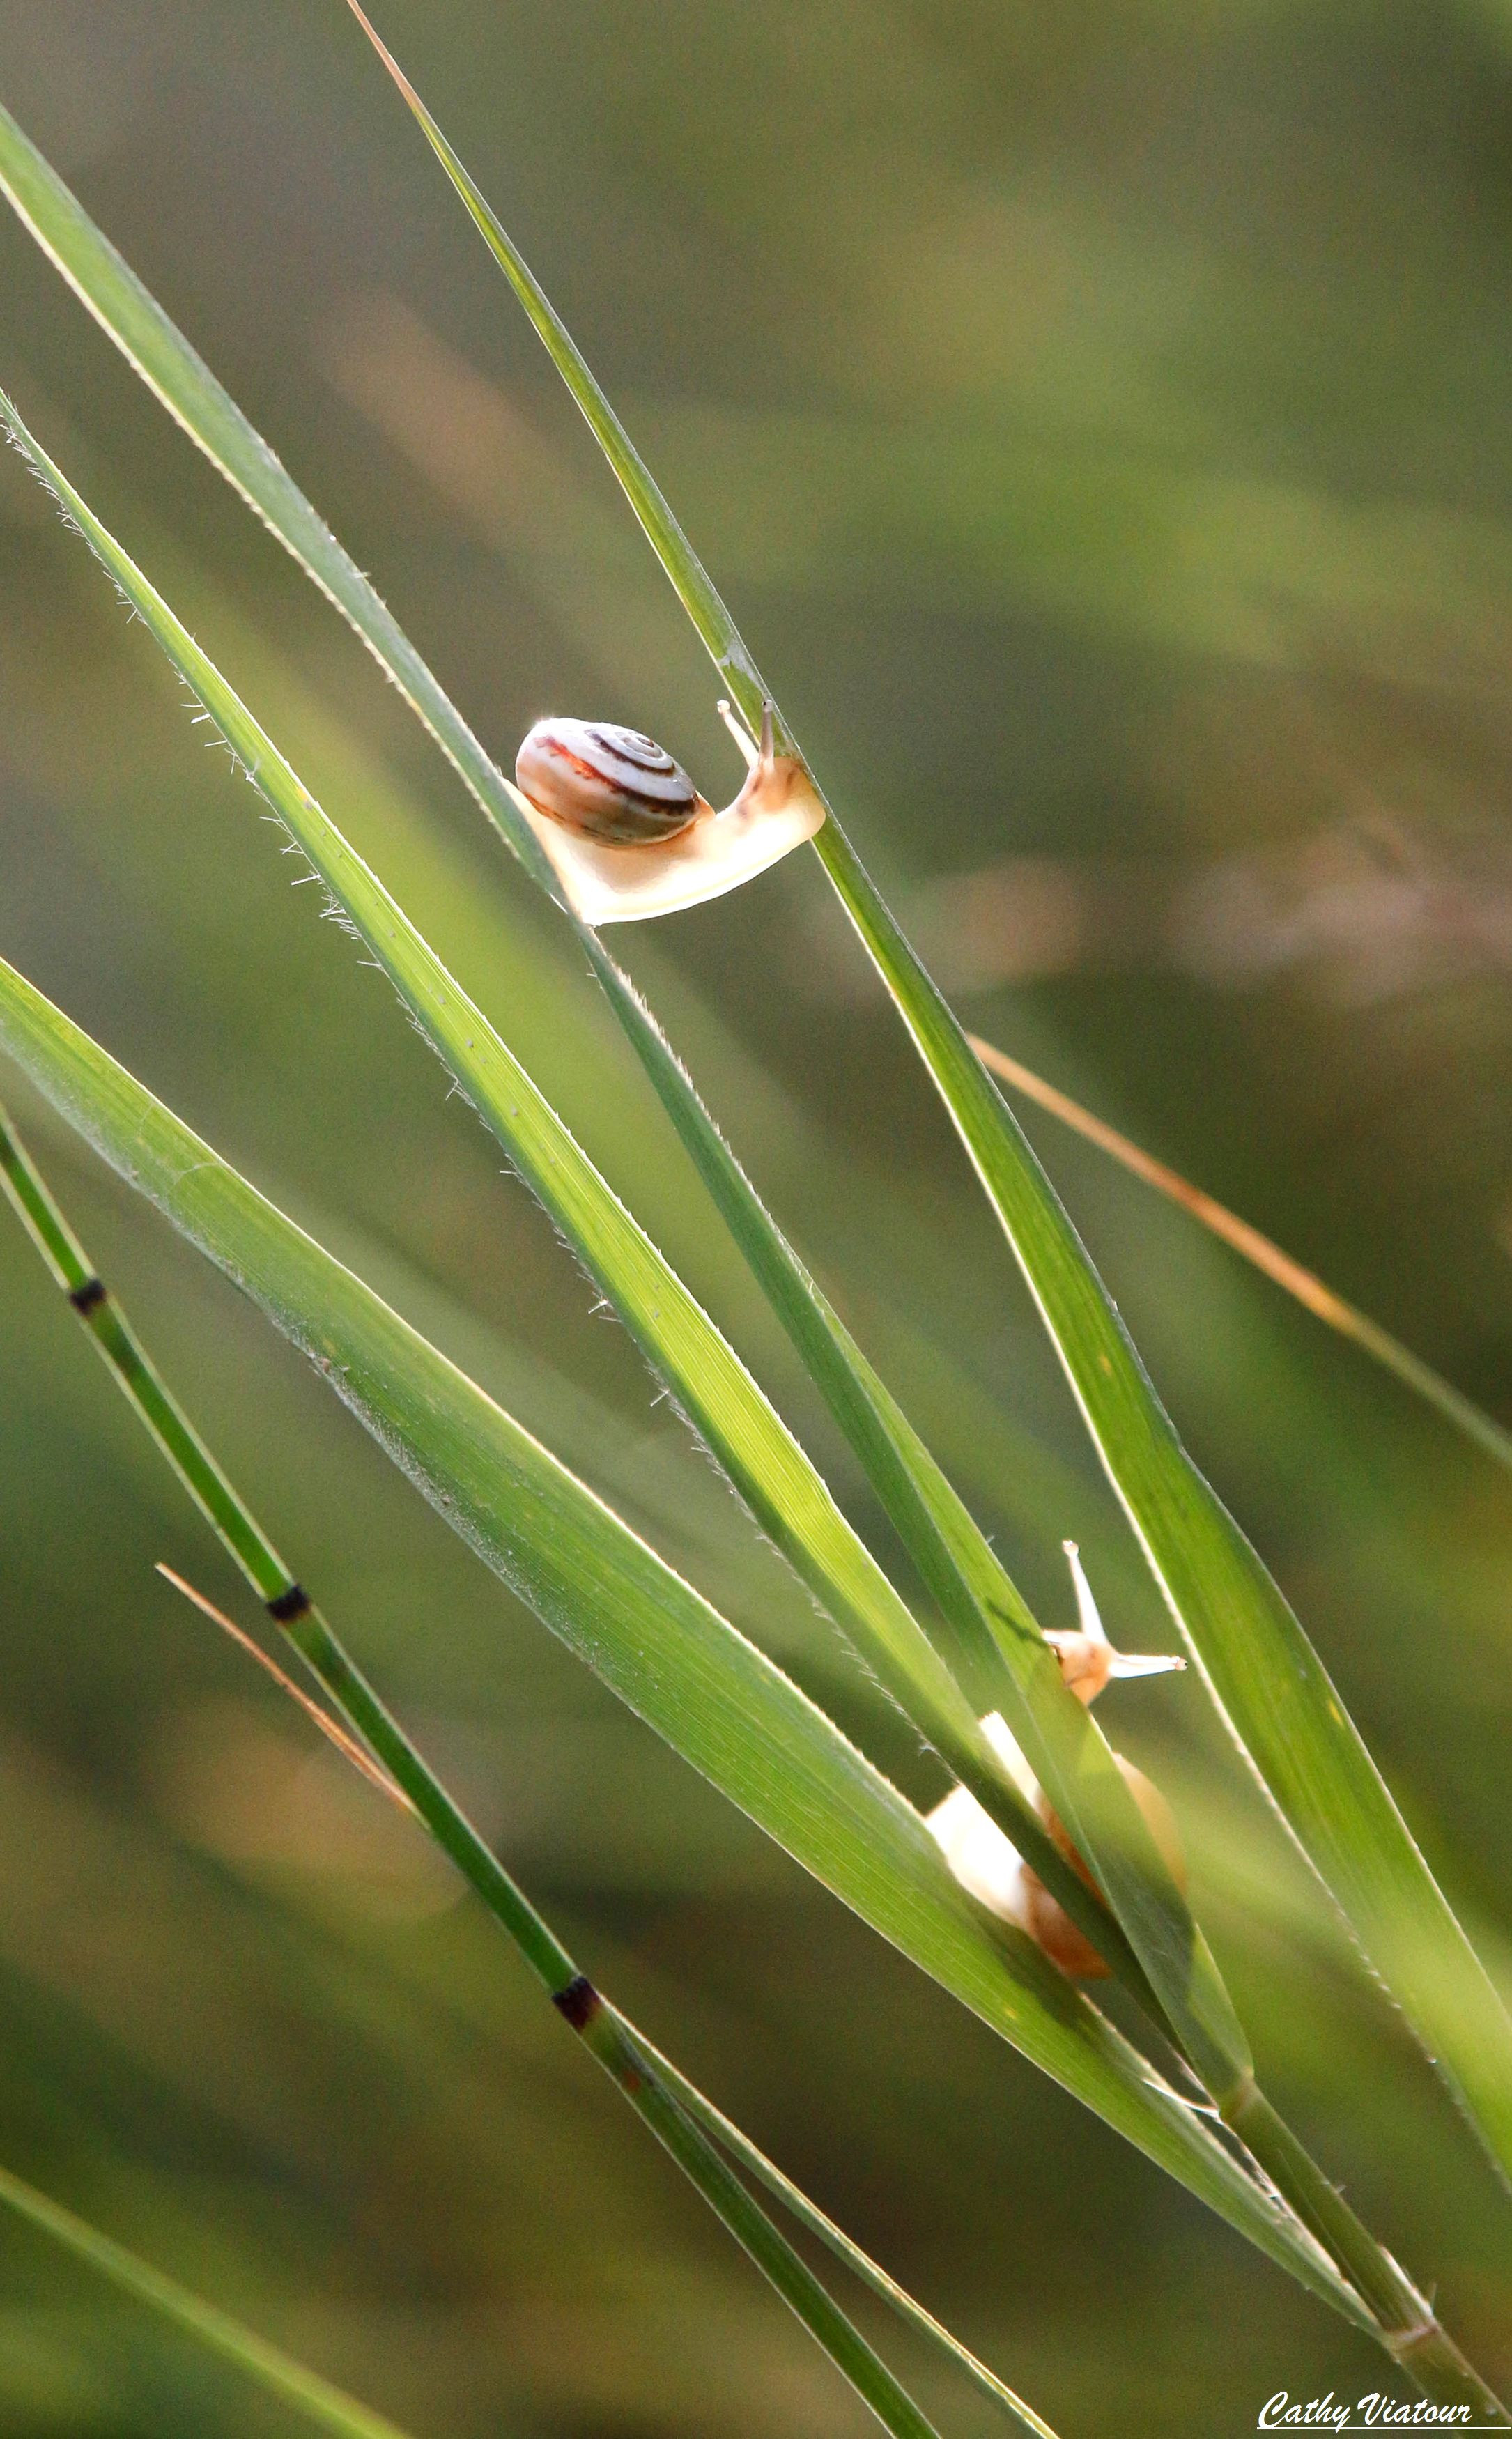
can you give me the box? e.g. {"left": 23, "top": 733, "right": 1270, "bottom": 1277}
{"left": 0, "top": 89, "right": 1208, "bottom": 2036}
{"left": 4, "top": 64, "right": 1505, "bottom": 2160}
{"left": 321, "top": 22, "right": 1512, "bottom": 2188}
{"left": 166, "top": 1580, "right": 1060, "bottom": 2439}
{"left": 0, "top": 392, "right": 1159, "bottom": 2014}
{"left": 815, "top": 815, "right": 1512, "bottom": 2194}
{"left": 1, "top": 1109, "right": 1058, "bottom": 2438}
{"left": 0, "top": 2161, "right": 415, "bottom": 2439}
{"left": 0, "top": 97, "right": 557, "bottom": 908}
{"left": 3, "top": 72, "right": 1502, "bottom": 2382}
{"left": 0, "top": 77, "right": 1253, "bottom": 2114}
{"left": 0, "top": 948, "right": 1366, "bottom": 2320}
{"left": 582, "top": 961, "right": 1253, "bottom": 2103}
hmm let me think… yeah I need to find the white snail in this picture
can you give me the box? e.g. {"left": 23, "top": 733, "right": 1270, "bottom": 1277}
{"left": 508, "top": 699, "right": 826, "bottom": 927}
{"left": 927, "top": 1544, "right": 1186, "bottom": 1978}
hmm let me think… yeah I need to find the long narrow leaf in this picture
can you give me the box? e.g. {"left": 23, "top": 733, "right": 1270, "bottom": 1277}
{"left": 0, "top": 387, "right": 1159, "bottom": 2006}
{"left": 0, "top": 1100, "right": 1053, "bottom": 2439}
{"left": 0, "top": 86, "right": 1222, "bottom": 2062}
{"left": 7, "top": 408, "right": 1491, "bottom": 2424}
{"left": 0, "top": 946, "right": 1368, "bottom": 2315}
{"left": 314, "top": 27, "right": 1512, "bottom": 2189}
{"left": 0, "top": 82, "right": 1500, "bottom": 2393}
{"left": 0, "top": 66, "right": 1251, "bottom": 2114}
{"left": 0, "top": 2161, "right": 415, "bottom": 2439}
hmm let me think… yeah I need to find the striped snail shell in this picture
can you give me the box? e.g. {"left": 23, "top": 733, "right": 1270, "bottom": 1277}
{"left": 516, "top": 718, "right": 703, "bottom": 846}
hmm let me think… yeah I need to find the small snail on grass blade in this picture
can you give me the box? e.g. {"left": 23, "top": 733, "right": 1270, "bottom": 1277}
{"left": 508, "top": 699, "right": 826, "bottom": 926}
{"left": 927, "top": 1543, "right": 1187, "bottom": 1979}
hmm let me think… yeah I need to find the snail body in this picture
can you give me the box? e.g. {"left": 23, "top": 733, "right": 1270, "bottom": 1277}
{"left": 925, "top": 1544, "right": 1188, "bottom": 1980}
{"left": 507, "top": 700, "right": 826, "bottom": 927}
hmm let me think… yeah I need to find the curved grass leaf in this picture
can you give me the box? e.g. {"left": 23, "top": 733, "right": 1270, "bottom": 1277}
{"left": 301, "top": 28, "right": 1512, "bottom": 2191}
{"left": 0, "top": 64, "right": 1249, "bottom": 2113}
{"left": 0, "top": 1100, "right": 1053, "bottom": 2439}
{"left": 0, "top": 82, "right": 1502, "bottom": 2397}
{"left": 1, "top": 116, "right": 1503, "bottom": 2420}
{"left": 0, "top": 2161, "right": 415, "bottom": 2439}
{"left": 0, "top": 388, "right": 1158, "bottom": 2012}
{"left": 8, "top": 403, "right": 1499, "bottom": 2418}
{"left": 0, "top": 949, "right": 1359, "bottom": 2316}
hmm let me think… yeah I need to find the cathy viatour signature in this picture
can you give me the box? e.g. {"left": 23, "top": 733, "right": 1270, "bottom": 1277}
{"left": 1258, "top": 2396, "right": 1508, "bottom": 2431}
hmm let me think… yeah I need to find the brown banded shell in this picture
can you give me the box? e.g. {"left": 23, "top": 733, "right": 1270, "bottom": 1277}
{"left": 516, "top": 718, "right": 702, "bottom": 845}
{"left": 1020, "top": 1755, "right": 1187, "bottom": 1980}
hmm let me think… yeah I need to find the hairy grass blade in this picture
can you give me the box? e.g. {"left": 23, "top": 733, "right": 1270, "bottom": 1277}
{"left": 0, "top": 948, "right": 1368, "bottom": 2316}
{"left": 5, "top": 46, "right": 1506, "bottom": 2159}
{"left": 0, "top": 2160, "right": 415, "bottom": 2439}
{"left": 967, "top": 1033, "right": 1512, "bottom": 1474}
{"left": 9, "top": 412, "right": 1500, "bottom": 2411}
{"left": 0, "top": 100, "right": 557, "bottom": 908}
{"left": 0, "top": 1100, "right": 1051, "bottom": 2439}
{"left": 0, "top": 388, "right": 1162, "bottom": 2010}
{"left": 0, "top": 90, "right": 1214, "bottom": 2042}
{"left": 0, "top": 72, "right": 1251, "bottom": 2113}
{"left": 1, "top": 83, "right": 1504, "bottom": 2399}
{"left": 315, "top": 20, "right": 1512, "bottom": 2190}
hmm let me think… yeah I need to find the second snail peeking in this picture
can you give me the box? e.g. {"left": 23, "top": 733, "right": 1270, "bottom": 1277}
{"left": 508, "top": 700, "right": 826, "bottom": 926}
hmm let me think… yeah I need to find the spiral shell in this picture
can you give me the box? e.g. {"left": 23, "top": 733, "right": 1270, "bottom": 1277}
{"left": 1019, "top": 1756, "right": 1187, "bottom": 1979}
{"left": 516, "top": 718, "right": 702, "bottom": 845}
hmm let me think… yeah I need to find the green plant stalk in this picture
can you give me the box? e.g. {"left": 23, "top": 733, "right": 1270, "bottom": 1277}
{"left": 0, "top": 75, "right": 1290, "bottom": 2100}
{"left": 0, "top": 394, "right": 1171, "bottom": 2033}
{"left": 6, "top": 74, "right": 1508, "bottom": 2190}
{"left": 572, "top": 948, "right": 1252, "bottom": 2099}
{"left": 302, "top": 33, "right": 1510, "bottom": 2392}
{"left": 0, "top": 155, "right": 1488, "bottom": 2419}
{"left": 0, "top": 95, "right": 1493, "bottom": 2406}
{"left": 325, "top": 19, "right": 1512, "bottom": 2196}
{"left": 31, "top": 1079, "right": 1456, "bottom": 2431}
{"left": 1222, "top": 2089, "right": 1506, "bottom": 2412}
{"left": 0, "top": 135, "right": 1251, "bottom": 2136}
{"left": 0, "top": 2162, "right": 417, "bottom": 2439}
{"left": 0, "top": 957, "right": 1350, "bottom": 2323}
{"left": 0, "top": 1100, "right": 1058, "bottom": 2439}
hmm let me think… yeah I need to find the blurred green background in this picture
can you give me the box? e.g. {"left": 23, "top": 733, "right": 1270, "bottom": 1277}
{"left": 0, "top": 1, "right": 1509, "bottom": 2429}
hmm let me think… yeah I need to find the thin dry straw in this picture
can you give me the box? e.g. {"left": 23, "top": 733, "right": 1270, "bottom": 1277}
{"left": 0, "top": 1100, "right": 1057, "bottom": 2439}
{"left": 966, "top": 1033, "right": 1512, "bottom": 1472}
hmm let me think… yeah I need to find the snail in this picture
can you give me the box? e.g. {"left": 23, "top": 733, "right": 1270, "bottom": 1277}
{"left": 927, "top": 1544, "right": 1186, "bottom": 1978}
{"left": 507, "top": 698, "right": 826, "bottom": 926}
